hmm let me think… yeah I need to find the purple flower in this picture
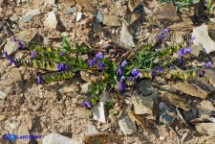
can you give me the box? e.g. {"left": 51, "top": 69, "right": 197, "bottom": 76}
{"left": 31, "top": 51, "right": 37, "bottom": 59}
{"left": 157, "top": 67, "right": 164, "bottom": 72}
{"left": 158, "top": 28, "right": 168, "bottom": 41}
{"left": 184, "top": 47, "right": 191, "bottom": 53}
{"left": 87, "top": 59, "right": 97, "bottom": 68}
{"left": 57, "top": 63, "right": 68, "bottom": 71}
{"left": 150, "top": 70, "right": 157, "bottom": 79}
{"left": 60, "top": 51, "right": 65, "bottom": 56}
{"left": 117, "top": 67, "right": 123, "bottom": 75}
{"left": 178, "top": 48, "right": 185, "bottom": 57}
{"left": 83, "top": 101, "right": 91, "bottom": 108}
{"left": 18, "top": 42, "right": 26, "bottom": 50}
{"left": 119, "top": 76, "right": 126, "bottom": 92}
{"left": 121, "top": 60, "right": 127, "bottom": 67}
{"left": 205, "top": 61, "right": 212, "bottom": 69}
{"left": 191, "top": 36, "right": 195, "bottom": 41}
{"left": 179, "top": 59, "right": 184, "bottom": 65}
{"left": 3, "top": 51, "right": 14, "bottom": 64}
{"left": 3, "top": 51, "right": 9, "bottom": 59}
{"left": 131, "top": 68, "right": 139, "bottom": 76}
{"left": 37, "top": 76, "right": 42, "bottom": 84}
{"left": 97, "top": 62, "right": 105, "bottom": 70}
{"left": 120, "top": 82, "right": 126, "bottom": 92}
{"left": 120, "top": 76, "right": 125, "bottom": 83}
{"left": 12, "top": 37, "right": 17, "bottom": 42}
{"left": 96, "top": 52, "right": 104, "bottom": 60}
{"left": 199, "top": 70, "right": 205, "bottom": 77}
{"left": 128, "top": 77, "right": 135, "bottom": 83}
{"left": 169, "top": 66, "right": 175, "bottom": 70}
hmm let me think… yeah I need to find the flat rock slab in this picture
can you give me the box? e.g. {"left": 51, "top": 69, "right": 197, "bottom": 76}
{"left": 131, "top": 95, "right": 154, "bottom": 115}
{"left": 196, "top": 123, "right": 215, "bottom": 136}
{"left": 120, "top": 23, "right": 135, "bottom": 47}
{"left": 118, "top": 115, "right": 137, "bottom": 135}
{"left": 192, "top": 24, "right": 215, "bottom": 54}
{"left": 160, "top": 92, "right": 192, "bottom": 111}
{"left": 103, "top": 15, "right": 121, "bottom": 26}
{"left": 43, "top": 11, "right": 58, "bottom": 29}
{"left": 175, "top": 78, "right": 215, "bottom": 99}
{"left": 42, "top": 133, "right": 83, "bottom": 144}
{"left": 154, "top": 2, "right": 180, "bottom": 23}
{"left": 92, "top": 102, "right": 106, "bottom": 123}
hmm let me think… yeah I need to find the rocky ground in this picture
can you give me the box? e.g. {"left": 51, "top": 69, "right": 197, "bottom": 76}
{"left": 0, "top": 0, "right": 215, "bottom": 144}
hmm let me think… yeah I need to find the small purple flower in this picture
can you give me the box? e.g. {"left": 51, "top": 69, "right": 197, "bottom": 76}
{"left": 191, "top": 36, "right": 195, "bottom": 41}
{"left": 3, "top": 51, "right": 14, "bottom": 64}
{"left": 158, "top": 28, "right": 168, "bottom": 41}
{"left": 12, "top": 37, "right": 18, "bottom": 42}
{"left": 199, "top": 70, "right": 205, "bottom": 77}
{"left": 163, "top": 28, "right": 168, "bottom": 33}
{"left": 128, "top": 77, "right": 135, "bottom": 83}
{"left": 18, "top": 42, "right": 26, "bottom": 50}
{"left": 83, "top": 101, "right": 91, "bottom": 108}
{"left": 31, "top": 51, "right": 37, "bottom": 59}
{"left": 120, "top": 82, "right": 126, "bottom": 92}
{"left": 179, "top": 59, "right": 184, "bottom": 65}
{"left": 96, "top": 52, "right": 104, "bottom": 60}
{"left": 178, "top": 48, "right": 185, "bottom": 57}
{"left": 117, "top": 67, "right": 123, "bottom": 75}
{"left": 131, "top": 68, "right": 139, "bottom": 76}
{"left": 57, "top": 63, "right": 68, "bottom": 71}
{"left": 169, "top": 66, "right": 175, "bottom": 70}
{"left": 97, "top": 62, "right": 105, "bottom": 70}
{"left": 87, "top": 59, "right": 97, "bottom": 68}
{"left": 119, "top": 76, "right": 126, "bottom": 92}
{"left": 150, "top": 70, "right": 157, "bottom": 79}
{"left": 157, "top": 67, "right": 164, "bottom": 72}
{"left": 37, "top": 76, "right": 42, "bottom": 84}
{"left": 121, "top": 60, "right": 127, "bottom": 67}
{"left": 3, "top": 51, "right": 9, "bottom": 59}
{"left": 60, "top": 51, "right": 65, "bottom": 56}
{"left": 205, "top": 61, "right": 212, "bottom": 69}
{"left": 184, "top": 47, "right": 191, "bottom": 53}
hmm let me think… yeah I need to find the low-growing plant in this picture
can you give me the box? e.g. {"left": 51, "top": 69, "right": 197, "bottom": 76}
{"left": 3, "top": 29, "right": 210, "bottom": 108}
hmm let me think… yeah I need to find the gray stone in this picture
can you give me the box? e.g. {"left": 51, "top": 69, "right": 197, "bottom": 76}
{"left": 42, "top": 133, "right": 83, "bottom": 144}
{"left": 92, "top": 102, "right": 106, "bottom": 123}
{"left": 192, "top": 24, "right": 215, "bottom": 54}
{"left": 96, "top": 11, "right": 103, "bottom": 23}
{"left": 196, "top": 123, "right": 215, "bottom": 136}
{"left": 131, "top": 95, "right": 154, "bottom": 115}
{"left": 22, "top": 15, "right": 32, "bottom": 23}
{"left": 74, "top": 107, "right": 92, "bottom": 119}
{"left": 80, "top": 82, "right": 91, "bottom": 94}
{"left": 43, "top": 11, "right": 58, "bottom": 29}
{"left": 9, "top": 15, "right": 18, "bottom": 21}
{"left": 23, "top": 9, "right": 40, "bottom": 22}
{"left": 16, "top": 29, "right": 38, "bottom": 42}
{"left": 118, "top": 116, "right": 137, "bottom": 135}
{"left": 159, "top": 112, "right": 176, "bottom": 125}
{"left": 120, "top": 23, "right": 135, "bottom": 47}
{"left": 4, "top": 38, "right": 18, "bottom": 55}
{"left": 76, "top": 12, "right": 82, "bottom": 22}
{"left": 64, "top": 7, "right": 75, "bottom": 15}
{"left": 85, "top": 123, "right": 99, "bottom": 136}
{"left": 0, "top": 90, "right": 7, "bottom": 99}
{"left": 136, "top": 80, "right": 153, "bottom": 96}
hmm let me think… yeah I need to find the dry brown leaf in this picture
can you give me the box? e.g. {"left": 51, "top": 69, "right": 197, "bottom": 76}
{"left": 84, "top": 134, "right": 123, "bottom": 144}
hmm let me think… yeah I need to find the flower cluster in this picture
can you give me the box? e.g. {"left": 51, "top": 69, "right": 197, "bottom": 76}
{"left": 87, "top": 52, "right": 105, "bottom": 70}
